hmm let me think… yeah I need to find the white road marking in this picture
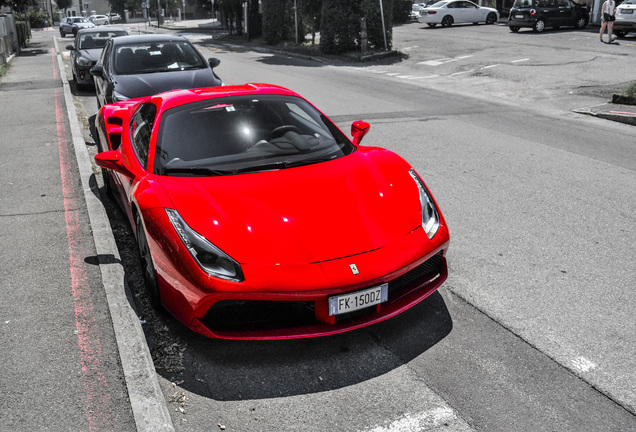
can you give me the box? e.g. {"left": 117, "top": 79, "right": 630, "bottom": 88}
{"left": 365, "top": 407, "right": 458, "bottom": 432}
{"left": 511, "top": 58, "right": 530, "bottom": 63}
{"left": 571, "top": 357, "right": 597, "bottom": 373}
{"left": 482, "top": 64, "right": 498, "bottom": 69}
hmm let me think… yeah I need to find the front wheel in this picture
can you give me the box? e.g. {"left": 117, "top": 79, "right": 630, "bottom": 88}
{"left": 441, "top": 15, "right": 454, "bottom": 27}
{"left": 575, "top": 17, "right": 588, "bottom": 29}
{"left": 615, "top": 30, "right": 627, "bottom": 37}
{"left": 486, "top": 12, "right": 497, "bottom": 24}
{"left": 533, "top": 19, "right": 546, "bottom": 32}
{"left": 136, "top": 213, "right": 161, "bottom": 306}
{"left": 509, "top": 26, "right": 520, "bottom": 32}
{"left": 59, "top": 29, "right": 66, "bottom": 37}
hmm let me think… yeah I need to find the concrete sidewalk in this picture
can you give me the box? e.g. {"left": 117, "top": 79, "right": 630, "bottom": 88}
{"left": 0, "top": 29, "right": 172, "bottom": 431}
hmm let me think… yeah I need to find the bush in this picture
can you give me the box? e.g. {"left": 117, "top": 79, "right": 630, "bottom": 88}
{"left": 28, "top": 10, "right": 50, "bottom": 28}
{"left": 393, "top": 0, "right": 411, "bottom": 23}
{"left": 319, "top": 0, "right": 360, "bottom": 54}
{"left": 262, "top": 0, "right": 293, "bottom": 44}
{"left": 361, "top": 0, "right": 392, "bottom": 50}
{"left": 16, "top": 20, "right": 31, "bottom": 48}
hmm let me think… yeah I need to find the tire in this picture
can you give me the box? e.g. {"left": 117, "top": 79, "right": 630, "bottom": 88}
{"left": 136, "top": 213, "right": 161, "bottom": 306}
{"left": 486, "top": 12, "right": 497, "bottom": 24}
{"left": 427, "top": 23, "right": 437, "bottom": 27}
{"left": 509, "top": 26, "right": 520, "bottom": 32}
{"left": 615, "top": 30, "right": 627, "bottom": 37}
{"left": 441, "top": 15, "right": 454, "bottom": 27}
{"left": 533, "top": 19, "right": 546, "bottom": 32}
{"left": 60, "top": 29, "right": 65, "bottom": 37}
{"left": 575, "top": 17, "right": 587, "bottom": 29}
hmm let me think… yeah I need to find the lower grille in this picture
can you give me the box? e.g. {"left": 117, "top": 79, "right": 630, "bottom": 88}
{"left": 201, "top": 250, "right": 445, "bottom": 333}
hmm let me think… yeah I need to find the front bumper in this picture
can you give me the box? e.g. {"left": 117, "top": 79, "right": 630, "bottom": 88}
{"left": 145, "top": 207, "right": 450, "bottom": 340}
{"left": 613, "top": 19, "right": 636, "bottom": 31}
{"left": 75, "top": 65, "right": 95, "bottom": 85}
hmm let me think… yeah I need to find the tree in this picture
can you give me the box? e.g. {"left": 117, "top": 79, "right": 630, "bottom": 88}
{"left": 57, "top": 0, "right": 73, "bottom": 13}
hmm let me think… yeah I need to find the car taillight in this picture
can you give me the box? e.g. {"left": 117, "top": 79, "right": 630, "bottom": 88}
{"left": 429, "top": 10, "right": 437, "bottom": 14}
{"left": 530, "top": 8, "right": 536, "bottom": 15}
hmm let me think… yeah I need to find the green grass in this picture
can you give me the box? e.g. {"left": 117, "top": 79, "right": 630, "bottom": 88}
{"left": 626, "top": 82, "right": 636, "bottom": 98}
{"left": 0, "top": 62, "right": 11, "bottom": 79}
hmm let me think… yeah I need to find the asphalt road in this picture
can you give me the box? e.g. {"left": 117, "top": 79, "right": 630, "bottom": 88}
{"left": 5, "top": 19, "right": 634, "bottom": 431}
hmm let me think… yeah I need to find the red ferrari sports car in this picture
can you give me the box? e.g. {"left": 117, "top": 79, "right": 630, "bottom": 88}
{"left": 94, "top": 83, "right": 450, "bottom": 340}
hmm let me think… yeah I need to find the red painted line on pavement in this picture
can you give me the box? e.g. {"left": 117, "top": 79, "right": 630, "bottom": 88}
{"left": 609, "top": 111, "right": 636, "bottom": 116}
{"left": 51, "top": 47, "right": 58, "bottom": 79}
{"left": 55, "top": 88, "right": 114, "bottom": 431}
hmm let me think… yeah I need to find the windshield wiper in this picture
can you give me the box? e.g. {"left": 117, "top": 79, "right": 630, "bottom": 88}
{"left": 161, "top": 166, "right": 236, "bottom": 176}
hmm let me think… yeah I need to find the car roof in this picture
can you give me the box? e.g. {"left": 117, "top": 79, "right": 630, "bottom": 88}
{"left": 76, "top": 27, "right": 127, "bottom": 35}
{"left": 110, "top": 34, "right": 189, "bottom": 46}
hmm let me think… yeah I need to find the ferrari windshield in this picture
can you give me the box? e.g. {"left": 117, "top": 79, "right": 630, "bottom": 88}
{"left": 114, "top": 41, "right": 206, "bottom": 75}
{"left": 154, "top": 95, "right": 355, "bottom": 176}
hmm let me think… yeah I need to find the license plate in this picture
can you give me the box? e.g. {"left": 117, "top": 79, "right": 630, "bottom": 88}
{"left": 622, "top": 9, "right": 633, "bottom": 13}
{"left": 514, "top": 14, "right": 524, "bottom": 18}
{"left": 329, "top": 284, "right": 388, "bottom": 316}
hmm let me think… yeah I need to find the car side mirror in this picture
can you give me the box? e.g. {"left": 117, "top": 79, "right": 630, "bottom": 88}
{"left": 95, "top": 151, "right": 134, "bottom": 177}
{"left": 208, "top": 57, "right": 221, "bottom": 69}
{"left": 351, "top": 121, "right": 370, "bottom": 145}
{"left": 66, "top": 44, "right": 76, "bottom": 50}
{"left": 90, "top": 65, "right": 104, "bottom": 77}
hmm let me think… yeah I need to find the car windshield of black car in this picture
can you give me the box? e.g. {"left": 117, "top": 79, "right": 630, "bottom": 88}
{"left": 154, "top": 95, "right": 356, "bottom": 176}
{"left": 114, "top": 41, "right": 205, "bottom": 75}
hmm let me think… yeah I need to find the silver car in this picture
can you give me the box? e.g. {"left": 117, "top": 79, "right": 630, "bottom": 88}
{"left": 59, "top": 16, "right": 95, "bottom": 37}
{"left": 614, "top": 0, "right": 636, "bottom": 37}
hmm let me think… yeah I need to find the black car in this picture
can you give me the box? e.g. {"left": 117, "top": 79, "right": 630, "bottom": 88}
{"left": 508, "top": 0, "right": 588, "bottom": 32}
{"left": 66, "top": 27, "right": 128, "bottom": 88}
{"left": 90, "top": 34, "right": 222, "bottom": 109}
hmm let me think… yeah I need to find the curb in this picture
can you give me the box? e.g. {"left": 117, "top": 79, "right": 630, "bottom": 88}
{"left": 574, "top": 103, "right": 636, "bottom": 127}
{"left": 53, "top": 36, "right": 175, "bottom": 432}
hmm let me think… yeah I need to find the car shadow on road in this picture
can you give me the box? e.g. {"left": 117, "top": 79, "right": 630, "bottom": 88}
{"left": 148, "top": 290, "right": 453, "bottom": 401}
{"left": 94, "top": 172, "right": 454, "bottom": 401}
{"left": 88, "top": 125, "right": 454, "bottom": 402}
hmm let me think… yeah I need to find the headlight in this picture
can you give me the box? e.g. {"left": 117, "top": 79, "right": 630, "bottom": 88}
{"left": 77, "top": 56, "right": 92, "bottom": 66}
{"left": 112, "top": 90, "right": 130, "bottom": 103}
{"left": 166, "top": 209, "right": 244, "bottom": 282}
{"left": 409, "top": 169, "right": 440, "bottom": 239}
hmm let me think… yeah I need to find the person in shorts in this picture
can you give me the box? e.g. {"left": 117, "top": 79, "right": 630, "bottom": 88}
{"left": 599, "top": 0, "right": 617, "bottom": 43}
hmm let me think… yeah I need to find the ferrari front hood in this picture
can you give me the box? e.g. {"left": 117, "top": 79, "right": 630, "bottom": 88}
{"left": 157, "top": 149, "right": 423, "bottom": 265}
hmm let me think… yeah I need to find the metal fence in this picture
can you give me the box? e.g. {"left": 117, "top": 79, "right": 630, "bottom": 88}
{"left": 0, "top": 14, "right": 18, "bottom": 66}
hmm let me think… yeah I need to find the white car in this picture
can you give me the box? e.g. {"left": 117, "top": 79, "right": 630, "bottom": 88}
{"left": 614, "top": 0, "right": 636, "bottom": 37}
{"left": 419, "top": 0, "right": 499, "bottom": 27}
{"left": 89, "top": 15, "right": 110, "bottom": 25}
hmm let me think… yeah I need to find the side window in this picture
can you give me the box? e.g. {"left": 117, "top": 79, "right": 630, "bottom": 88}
{"left": 129, "top": 103, "right": 157, "bottom": 169}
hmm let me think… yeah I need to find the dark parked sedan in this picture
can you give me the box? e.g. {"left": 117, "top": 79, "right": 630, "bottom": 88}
{"left": 90, "top": 34, "right": 222, "bottom": 109}
{"left": 508, "top": 0, "right": 588, "bottom": 32}
{"left": 66, "top": 27, "right": 128, "bottom": 88}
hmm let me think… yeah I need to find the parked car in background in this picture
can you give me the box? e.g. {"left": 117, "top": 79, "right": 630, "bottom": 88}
{"left": 614, "top": 0, "right": 636, "bottom": 37}
{"left": 411, "top": 3, "right": 426, "bottom": 20}
{"left": 93, "top": 83, "right": 450, "bottom": 340}
{"left": 66, "top": 27, "right": 128, "bottom": 88}
{"left": 508, "top": 0, "right": 588, "bottom": 32}
{"left": 107, "top": 12, "right": 122, "bottom": 22}
{"left": 88, "top": 14, "right": 110, "bottom": 25}
{"left": 90, "top": 34, "right": 223, "bottom": 109}
{"left": 418, "top": 0, "right": 499, "bottom": 27}
{"left": 59, "top": 16, "right": 95, "bottom": 37}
